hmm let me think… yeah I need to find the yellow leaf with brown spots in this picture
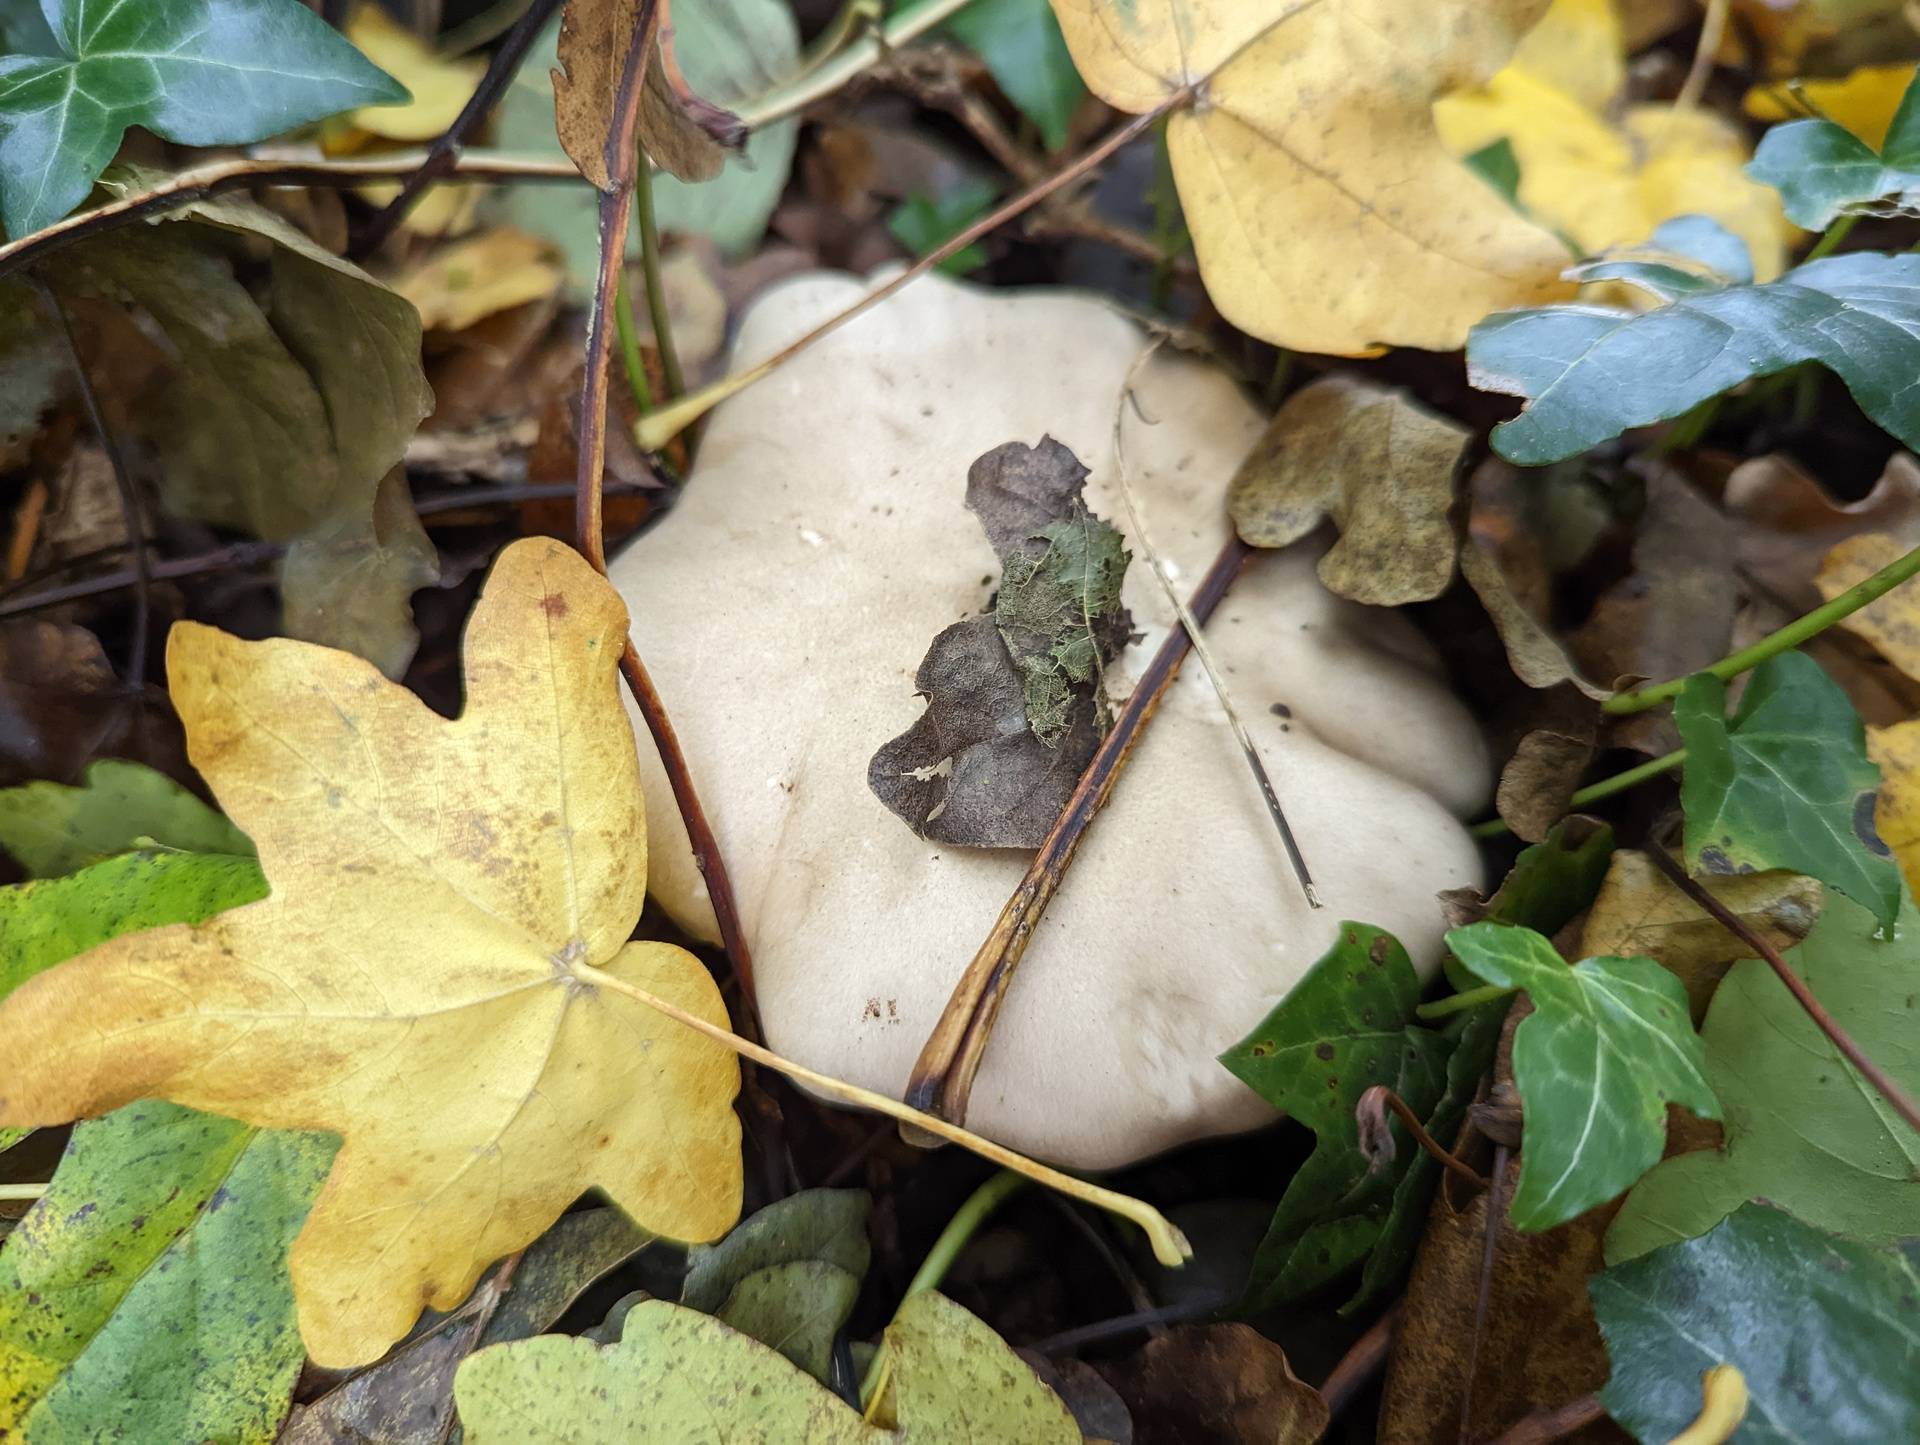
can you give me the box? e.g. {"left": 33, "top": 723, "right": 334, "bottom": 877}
{"left": 0, "top": 538, "right": 742, "bottom": 1369}
{"left": 1047, "top": 0, "right": 1573, "bottom": 354}
{"left": 1818, "top": 531, "right": 1920, "bottom": 681}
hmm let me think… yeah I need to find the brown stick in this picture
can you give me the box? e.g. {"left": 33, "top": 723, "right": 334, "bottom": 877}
{"left": 1459, "top": 1144, "right": 1510, "bottom": 1445}
{"left": 0, "top": 153, "right": 585, "bottom": 283}
{"left": 901, "top": 538, "right": 1250, "bottom": 1137}
{"left": 352, "top": 0, "right": 571, "bottom": 257}
{"left": 1486, "top": 1394, "right": 1608, "bottom": 1445}
{"left": 1646, "top": 841, "right": 1920, "bottom": 1136}
{"left": 567, "top": 0, "right": 759, "bottom": 1016}
{"left": 1320, "top": 1302, "right": 1401, "bottom": 1418}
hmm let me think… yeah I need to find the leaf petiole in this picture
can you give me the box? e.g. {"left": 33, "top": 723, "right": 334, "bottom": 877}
{"left": 571, "top": 963, "right": 1193, "bottom": 1268}
{"left": 1415, "top": 983, "right": 1514, "bottom": 1021}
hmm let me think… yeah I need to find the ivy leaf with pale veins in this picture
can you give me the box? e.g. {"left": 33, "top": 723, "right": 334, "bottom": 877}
{"left": 1607, "top": 888, "right": 1920, "bottom": 1264}
{"left": 680, "top": 1189, "right": 870, "bottom": 1384}
{"left": 0, "top": 0, "right": 405, "bottom": 238}
{"left": 1748, "top": 66, "right": 1920, "bottom": 228}
{"left": 1447, "top": 922, "right": 1719, "bottom": 1231}
{"left": 1676, "top": 651, "right": 1901, "bottom": 929}
{"left": 1592, "top": 1204, "right": 1920, "bottom": 1444}
{"left": 454, "top": 1292, "right": 1079, "bottom": 1443}
{"left": 1229, "top": 374, "right": 1469, "bottom": 606}
{"left": 1219, "top": 923, "right": 1451, "bottom": 1312}
{"left": 0, "top": 540, "right": 744, "bottom": 1368}
{"left": 869, "top": 437, "right": 1132, "bottom": 849}
{"left": 1470, "top": 250, "right": 1920, "bottom": 464}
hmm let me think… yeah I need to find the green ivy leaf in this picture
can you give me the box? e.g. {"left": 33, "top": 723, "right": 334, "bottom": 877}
{"left": 1446, "top": 922, "right": 1718, "bottom": 1231}
{"left": 0, "top": 846, "right": 333, "bottom": 1444}
{"left": 1676, "top": 651, "right": 1900, "bottom": 930}
{"left": 0, "top": 0, "right": 405, "bottom": 238}
{"left": 0, "top": 758, "right": 251, "bottom": 877}
{"left": 1607, "top": 888, "right": 1920, "bottom": 1264}
{"left": 1219, "top": 923, "right": 1450, "bottom": 1312}
{"left": 888, "top": 177, "right": 1000, "bottom": 278}
{"left": 945, "top": 0, "right": 1085, "bottom": 152}
{"left": 1591, "top": 1204, "right": 1920, "bottom": 1444}
{"left": 1748, "top": 68, "right": 1920, "bottom": 228}
{"left": 1468, "top": 250, "right": 1920, "bottom": 465}
{"left": 681, "top": 1189, "right": 871, "bottom": 1384}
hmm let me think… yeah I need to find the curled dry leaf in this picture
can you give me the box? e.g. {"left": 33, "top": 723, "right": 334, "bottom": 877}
{"left": 0, "top": 539, "right": 744, "bottom": 1367}
{"left": 869, "top": 437, "right": 1132, "bottom": 849}
{"left": 1227, "top": 374, "right": 1468, "bottom": 606}
{"left": 1101, "top": 1323, "right": 1328, "bottom": 1445}
{"left": 1046, "top": 0, "right": 1572, "bottom": 354}
{"left": 1494, "top": 707, "right": 1598, "bottom": 845}
{"left": 1725, "top": 452, "right": 1920, "bottom": 612}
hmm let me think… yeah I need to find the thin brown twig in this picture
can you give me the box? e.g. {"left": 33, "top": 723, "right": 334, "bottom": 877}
{"left": 1460, "top": 1145, "right": 1509, "bottom": 1445}
{"left": 0, "top": 153, "right": 585, "bottom": 283}
{"left": 1360, "top": 1085, "right": 1488, "bottom": 1191}
{"left": 902, "top": 538, "right": 1251, "bottom": 1135}
{"left": 1320, "top": 1302, "right": 1401, "bottom": 1418}
{"left": 1486, "top": 1394, "right": 1608, "bottom": 1445}
{"left": 1646, "top": 840, "right": 1920, "bottom": 1136}
{"left": 29, "top": 275, "right": 151, "bottom": 685}
{"left": 352, "top": 0, "right": 570, "bottom": 257}
{"left": 567, "top": 0, "right": 759, "bottom": 1018}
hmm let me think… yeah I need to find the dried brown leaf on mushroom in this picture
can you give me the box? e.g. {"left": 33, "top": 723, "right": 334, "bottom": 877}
{"left": 1227, "top": 374, "right": 1468, "bottom": 607}
{"left": 869, "top": 437, "right": 1133, "bottom": 850}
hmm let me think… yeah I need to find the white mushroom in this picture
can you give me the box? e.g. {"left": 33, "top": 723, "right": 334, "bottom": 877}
{"left": 612, "top": 271, "right": 1489, "bottom": 1170}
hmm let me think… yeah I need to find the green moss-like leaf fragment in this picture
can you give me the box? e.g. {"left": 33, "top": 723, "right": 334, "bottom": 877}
{"left": 998, "top": 512, "right": 1131, "bottom": 747}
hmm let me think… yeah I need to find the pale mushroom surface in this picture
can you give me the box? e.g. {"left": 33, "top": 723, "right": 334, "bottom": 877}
{"left": 612, "top": 271, "right": 1490, "bottom": 1170}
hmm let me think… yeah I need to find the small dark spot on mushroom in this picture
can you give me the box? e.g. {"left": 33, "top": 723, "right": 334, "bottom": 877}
{"left": 1270, "top": 702, "right": 1291, "bottom": 718}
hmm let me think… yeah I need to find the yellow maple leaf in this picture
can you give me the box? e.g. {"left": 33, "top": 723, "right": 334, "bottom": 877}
{"left": 1046, "top": 0, "right": 1573, "bottom": 355}
{"left": 0, "top": 539, "right": 743, "bottom": 1368}
{"left": 1746, "top": 63, "right": 1918, "bottom": 148}
{"left": 1434, "top": 0, "right": 1794, "bottom": 281}
{"left": 394, "top": 228, "right": 565, "bottom": 332}
{"left": 343, "top": 5, "right": 486, "bottom": 143}
{"left": 1870, "top": 721, "right": 1920, "bottom": 897}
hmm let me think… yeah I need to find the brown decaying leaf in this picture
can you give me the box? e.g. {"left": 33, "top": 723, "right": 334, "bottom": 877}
{"left": 0, "top": 539, "right": 743, "bottom": 1367}
{"left": 1579, "top": 851, "right": 1824, "bottom": 1020}
{"left": 554, "top": 0, "right": 744, "bottom": 188}
{"left": 868, "top": 437, "right": 1130, "bottom": 850}
{"left": 1380, "top": 1156, "right": 1621, "bottom": 1445}
{"left": 1495, "top": 697, "right": 1599, "bottom": 844}
{"left": 1725, "top": 452, "right": 1920, "bottom": 612}
{"left": 1228, "top": 375, "right": 1467, "bottom": 607}
{"left": 1100, "top": 1323, "right": 1328, "bottom": 1445}
{"left": 0, "top": 619, "right": 186, "bottom": 789}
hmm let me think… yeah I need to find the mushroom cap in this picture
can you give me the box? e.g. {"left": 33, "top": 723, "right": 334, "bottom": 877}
{"left": 613, "top": 270, "right": 1489, "bottom": 1170}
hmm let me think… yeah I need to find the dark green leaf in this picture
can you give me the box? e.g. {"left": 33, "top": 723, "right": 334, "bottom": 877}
{"left": 1748, "top": 69, "right": 1920, "bottom": 228}
{"left": 0, "top": 0, "right": 404, "bottom": 238}
{"left": 945, "top": 0, "right": 1085, "bottom": 152}
{"left": 1607, "top": 888, "right": 1920, "bottom": 1263}
{"left": 1469, "top": 251, "right": 1920, "bottom": 465}
{"left": 1463, "top": 138, "right": 1521, "bottom": 205}
{"left": 681, "top": 1189, "right": 869, "bottom": 1384}
{"left": 0, "top": 758, "right": 251, "bottom": 877}
{"left": 1566, "top": 216, "right": 1755, "bottom": 300}
{"left": 480, "top": 1207, "right": 659, "bottom": 1351}
{"left": 1592, "top": 1204, "right": 1920, "bottom": 1444}
{"left": 1220, "top": 923, "right": 1450, "bottom": 1312}
{"left": 1447, "top": 923, "right": 1718, "bottom": 1230}
{"left": 1676, "top": 651, "right": 1900, "bottom": 929}
{"left": 888, "top": 177, "right": 1000, "bottom": 278}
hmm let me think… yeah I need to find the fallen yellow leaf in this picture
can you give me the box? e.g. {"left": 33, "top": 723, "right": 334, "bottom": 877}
{"left": 394, "top": 228, "right": 565, "bottom": 332}
{"left": 345, "top": 5, "right": 486, "bottom": 142}
{"left": 1818, "top": 531, "right": 1920, "bottom": 680}
{"left": 1047, "top": 0, "right": 1573, "bottom": 354}
{"left": 1869, "top": 720, "right": 1920, "bottom": 896}
{"left": 1435, "top": 0, "right": 1794, "bottom": 281}
{"left": 0, "top": 539, "right": 743, "bottom": 1368}
{"left": 1745, "top": 63, "right": 1918, "bottom": 148}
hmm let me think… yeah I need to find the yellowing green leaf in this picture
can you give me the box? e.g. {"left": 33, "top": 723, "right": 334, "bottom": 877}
{"left": 0, "top": 757, "right": 251, "bottom": 878}
{"left": 1047, "top": 0, "right": 1573, "bottom": 353}
{"left": 1434, "top": 0, "right": 1793, "bottom": 282}
{"left": 1745, "top": 63, "right": 1918, "bottom": 149}
{"left": 453, "top": 1291, "right": 1077, "bottom": 1444}
{"left": 0, "top": 539, "right": 744, "bottom": 1367}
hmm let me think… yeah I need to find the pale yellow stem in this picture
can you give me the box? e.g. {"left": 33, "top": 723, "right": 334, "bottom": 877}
{"left": 573, "top": 962, "right": 1192, "bottom": 1267}
{"left": 1669, "top": 1365, "right": 1749, "bottom": 1445}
